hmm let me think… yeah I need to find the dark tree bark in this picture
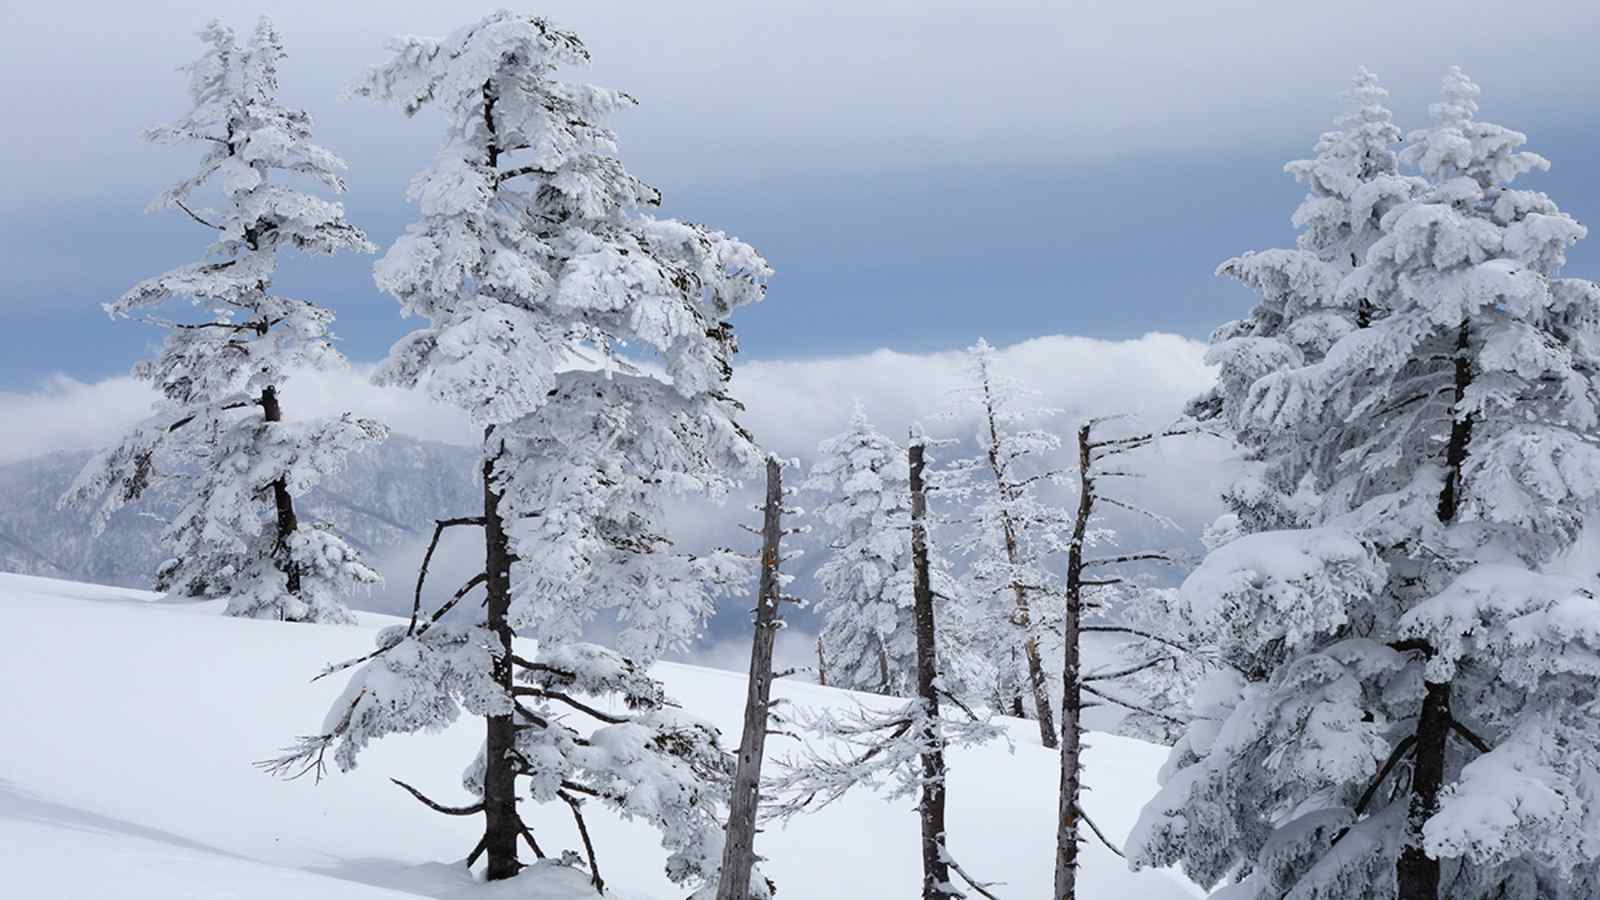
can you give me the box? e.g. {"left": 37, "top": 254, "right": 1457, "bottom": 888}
{"left": 259, "top": 383, "right": 301, "bottom": 601}
{"left": 978, "top": 378, "right": 1057, "bottom": 747}
{"left": 1054, "top": 423, "right": 1093, "bottom": 898}
{"left": 717, "top": 458, "right": 785, "bottom": 900}
{"left": 481, "top": 429, "right": 523, "bottom": 881}
{"left": 1398, "top": 320, "right": 1474, "bottom": 900}
{"left": 816, "top": 636, "right": 829, "bottom": 687}
{"left": 909, "top": 438, "right": 958, "bottom": 899}
{"left": 471, "top": 81, "right": 524, "bottom": 883}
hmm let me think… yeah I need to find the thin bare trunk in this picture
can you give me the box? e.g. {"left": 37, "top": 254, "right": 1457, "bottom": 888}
{"left": 717, "top": 459, "right": 785, "bottom": 900}
{"left": 979, "top": 374, "right": 1056, "bottom": 747}
{"left": 816, "top": 637, "right": 829, "bottom": 688}
{"left": 1054, "top": 423, "right": 1093, "bottom": 898}
{"left": 909, "top": 439, "right": 958, "bottom": 899}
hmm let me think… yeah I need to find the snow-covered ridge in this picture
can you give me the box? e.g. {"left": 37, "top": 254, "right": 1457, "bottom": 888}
{"left": 0, "top": 572, "right": 1196, "bottom": 899}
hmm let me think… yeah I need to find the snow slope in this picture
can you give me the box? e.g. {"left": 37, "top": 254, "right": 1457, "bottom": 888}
{"left": 0, "top": 573, "right": 1197, "bottom": 899}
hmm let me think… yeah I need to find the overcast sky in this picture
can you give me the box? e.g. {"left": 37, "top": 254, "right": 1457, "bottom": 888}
{"left": 2, "top": 0, "right": 1598, "bottom": 390}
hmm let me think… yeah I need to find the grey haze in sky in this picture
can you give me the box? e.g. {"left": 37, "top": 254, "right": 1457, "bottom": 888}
{"left": 1, "top": 0, "right": 1597, "bottom": 387}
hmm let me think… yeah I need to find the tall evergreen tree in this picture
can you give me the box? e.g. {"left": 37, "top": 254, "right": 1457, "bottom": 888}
{"left": 803, "top": 402, "right": 960, "bottom": 696}
{"left": 1130, "top": 69, "right": 1600, "bottom": 900}
{"left": 64, "top": 17, "right": 384, "bottom": 623}
{"left": 268, "top": 14, "right": 772, "bottom": 894}
{"left": 1194, "top": 68, "right": 1421, "bottom": 539}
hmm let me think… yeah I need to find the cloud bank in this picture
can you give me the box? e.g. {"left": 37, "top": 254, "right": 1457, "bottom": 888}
{"left": 1, "top": 332, "right": 1232, "bottom": 669}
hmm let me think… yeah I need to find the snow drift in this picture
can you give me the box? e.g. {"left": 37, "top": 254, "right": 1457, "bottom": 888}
{"left": 0, "top": 572, "right": 1196, "bottom": 898}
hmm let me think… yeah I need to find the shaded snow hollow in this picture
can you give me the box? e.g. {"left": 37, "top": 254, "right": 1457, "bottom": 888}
{"left": 0, "top": 572, "right": 1198, "bottom": 899}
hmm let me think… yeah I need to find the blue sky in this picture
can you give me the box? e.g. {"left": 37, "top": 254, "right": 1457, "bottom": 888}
{"left": 2, "top": 0, "right": 1598, "bottom": 388}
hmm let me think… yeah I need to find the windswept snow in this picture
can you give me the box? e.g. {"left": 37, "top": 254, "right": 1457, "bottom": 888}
{"left": 0, "top": 572, "right": 1196, "bottom": 898}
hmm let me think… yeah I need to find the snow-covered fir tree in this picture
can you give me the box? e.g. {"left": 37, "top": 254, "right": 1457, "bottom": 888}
{"left": 775, "top": 427, "right": 1003, "bottom": 900}
{"left": 63, "top": 17, "right": 384, "bottom": 624}
{"left": 268, "top": 13, "right": 772, "bottom": 894}
{"left": 941, "top": 337, "right": 1070, "bottom": 746}
{"left": 803, "top": 401, "right": 961, "bottom": 696}
{"left": 1194, "top": 68, "right": 1421, "bottom": 537}
{"left": 1130, "top": 68, "right": 1600, "bottom": 900}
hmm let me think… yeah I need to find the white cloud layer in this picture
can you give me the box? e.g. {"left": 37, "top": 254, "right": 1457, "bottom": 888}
{"left": 0, "top": 364, "right": 472, "bottom": 466}
{"left": 0, "top": 332, "right": 1232, "bottom": 532}
{"left": 729, "top": 331, "right": 1234, "bottom": 530}
{"left": 0, "top": 332, "right": 1234, "bottom": 667}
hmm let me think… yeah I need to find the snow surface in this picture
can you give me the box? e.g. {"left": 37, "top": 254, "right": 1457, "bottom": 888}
{"left": 0, "top": 572, "right": 1197, "bottom": 898}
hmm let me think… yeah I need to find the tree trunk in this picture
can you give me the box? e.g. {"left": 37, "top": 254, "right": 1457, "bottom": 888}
{"left": 909, "top": 439, "right": 958, "bottom": 899}
{"left": 481, "top": 430, "right": 522, "bottom": 881}
{"left": 717, "top": 459, "right": 785, "bottom": 900}
{"left": 1398, "top": 321, "right": 1474, "bottom": 900}
{"left": 1398, "top": 682, "right": 1451, "bottom": 899}
{"left": 259, "top": 384, "right": 301, "bottom": 603}
{"left": 816, "top": 637, "right": 829, "bottom": 688}
{"left": 1054, "top": 423, "right": 1093, "bottom": 899}
{"left": 979, "top": 377, "right": 1057, "bottom": 747}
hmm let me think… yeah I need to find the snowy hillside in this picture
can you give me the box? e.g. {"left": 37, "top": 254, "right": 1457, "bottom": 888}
{"left": 1, "top": 572, "right": 1196, "bottom": 899}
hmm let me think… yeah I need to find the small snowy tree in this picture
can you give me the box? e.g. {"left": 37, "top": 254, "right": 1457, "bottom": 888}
{"left": 941, "top": 337, "right": 1071, "bottom": 747}
{"left": 63, "top": 17, "right": 384, "bottom": 623}
{"left": 1130, "top": 69, "right": 1600, "bottom": 900}
{"left": 803, "top": 402, "right": 961, "bottom": 696}
{"left": 775, "top": 428, "right": 1003, "bottom": 900}
{"left": 267, "top": 13, "right": 772, "bottom": 895}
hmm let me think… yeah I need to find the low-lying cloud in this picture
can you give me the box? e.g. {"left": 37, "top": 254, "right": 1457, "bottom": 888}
{"left": 1, "top": 331, "right": 1232, "bottom": 669}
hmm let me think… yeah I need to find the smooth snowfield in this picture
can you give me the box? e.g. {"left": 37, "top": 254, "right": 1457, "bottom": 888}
{"left": 0, "top": 573, "right": 1197, "bottom": 899}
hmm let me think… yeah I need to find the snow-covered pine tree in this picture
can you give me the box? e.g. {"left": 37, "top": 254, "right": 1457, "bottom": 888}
{"left": 63, "top": 17, "right": 384, "bottom": 623}
{"left": 803, "top": 401, "right": 961, "bottom": 696}
{"left": 1130, "top": 68, "right": 1600, "bottom": 900}
{"left": 267, "top": 13, "right": 772, "bottom": 895}
{"left": 1194, "top": 68, "right": 1421, "bottom": 538}
{"left": 773, "top": 427, "right": 1003, "bottom": 900}
{"left": 942, "top": 337, "right": 1070, "bottom": 746}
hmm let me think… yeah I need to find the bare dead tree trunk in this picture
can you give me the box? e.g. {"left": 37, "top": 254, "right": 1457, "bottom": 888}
{"left": 1054, "top": 423, "right": 1093, "bottom": 899}
{"left": 816, "top": 637, "right": 829, "bottom": 687}
{"left": 909, "top": 437, "right": 958, "bottom": 899}
{"left": 978, "top": 375, "right": 1056, "bottom": 747}
{"left": 481, "top": 428, "right": 522, "bottom": 881}
{"left": 1399, "top": 322, "right": 1475, "bottom": 900}
{"left": 717, "top": 458, "right": 785, "bottom": 900}
{"left": 259, "top": 383, "right": 301, "bottom": 602}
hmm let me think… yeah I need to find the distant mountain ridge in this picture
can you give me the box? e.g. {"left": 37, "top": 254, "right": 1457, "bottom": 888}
{"left": 0, "top": 435, "right": 481, "bottom": 590}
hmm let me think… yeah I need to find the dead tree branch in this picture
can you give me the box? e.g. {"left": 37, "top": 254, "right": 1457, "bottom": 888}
{"left": 1078, "top": 804, "right": 1126, "bottom": 858}
{"left": 559, "top": 791, "right": 605, "bottom": 894}
{"left": 410, "top": 516, "right": 487, "bottom": 635}
{"left": 390, "top": 778, "right": 484, "bottom": 816}
{"left": 1080, "top": 683, "right": 1189, "bottom": 726}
